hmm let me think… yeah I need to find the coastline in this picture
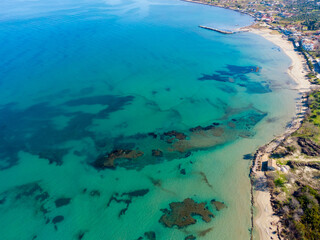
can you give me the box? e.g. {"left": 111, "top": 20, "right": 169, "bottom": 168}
{"left": 247, "top": 26, "right": 312, "bottom": 240}
{"left": 181, "top": 1, "right": 312, "bottom": 239}
{"left": 247, "top": 27, "right": 311, "bottom": 92}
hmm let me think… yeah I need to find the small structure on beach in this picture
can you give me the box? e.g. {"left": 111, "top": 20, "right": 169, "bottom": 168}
{"left": 267, "top": 159, "right": 277, "bottom": 171}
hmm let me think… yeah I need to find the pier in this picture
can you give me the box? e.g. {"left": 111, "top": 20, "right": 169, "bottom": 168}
{"left": 199, "top": 25, "right": 234, "bottom": 34}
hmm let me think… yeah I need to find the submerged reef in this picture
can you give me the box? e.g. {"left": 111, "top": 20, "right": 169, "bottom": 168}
{"left": 0, "top": 94, "right": 134, "bottom": 170}
{"left": 0, "top": 181, "right": 72, "bottom": 232}
{"left": 162, "top": 130, "right": 187, "bottom": 142}
{"left": 0, "top": 87, "right": 267, "bottom": 173}
{"left": 152, "top": 149, "right": 163, "bottom": 157}
{"left": 54, "top": 197, "right": 71, "bottom": 208}
{"left": 185, "top": 235, "right": 196, "bottom": 240}
{"left": 198, "top": 65, "right": 270, "bottom": 94}
{"left": 210, "top": 199, "right": 227, "bottom": 211}
{"left": 136, "top": 231, "right": 156, "bottom": 240}
{"left": 52, "top": 215, "right": 64, "bottom": 224}
{"left": 93, "top": 149, "right": 144, "bottom": 169}
{"left": 106, "top": 189, "right": 149, "bottom": 217}
{"left": 91, "top": 107, "right": 266, "bottom": 170}
{"left": 144, "top": 231, "right": 156, "bottom": 240}
{"left": 159, "top": 198, "right": 214, "bottom": 228}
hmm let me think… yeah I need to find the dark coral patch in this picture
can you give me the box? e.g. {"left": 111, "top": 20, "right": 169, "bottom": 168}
{"left": 189, "top": 124, "right": 215, "bottom": 132}
{"left": 52, "top": 215, "right": 64, "bottom": 224}
{"left": 148, "top": 132, "right": 157, "bottom": 139}
{"left": 144, "top": 231, "right": 156, "bottom": 240}
{"left": 0, "top": 94, "right": 134, "bottom": 170}
{"left": 180, "top": 169, "right": 186, "bottom": 175}
{"left": 54, "top": 197, "right": 71, "bottom": 208}
{"left": 64, "top": 95, "right": 134, "bottom": 107}
{"left": 107, "top": 189, "right": 149, "bottom": 217}
{"left": 198, "top": 74, "right": 230, "bottom": 82}
{"left": 122, "top": 189, "right": 149, "bottom": 198}
{"left": 152, "top": 149, "right": 163, "bottom": 157}
{"left": 226, "top": 65, "right": 260, "bottom": 74}
{"left": 90, "top": 107, "right": 266, "bottom": 171}
{"left": 76, "top": 231, "right": 86, "bottom": 240}
{"left": 159, "top": 198, "right": 214, "bottom": 228}
{"left": 93, "top": 149, "right": 144, "bottom": 169}
{"left": 0, "top": 197, "right": 6, "bottom": 204}
{"left": 13, "top": 182, "right": 50, "bottom": 205}
{"left": 197, "top": 65, "right": 269, "bottom": 94}
{"left": 35, "top": 192, "right": 49, "bottom": 202}
{"left": 37, "top": 149, "right": 69, "bottom": 166}
{"left": 163, "top": 131, "right": 187, "bottom": 142}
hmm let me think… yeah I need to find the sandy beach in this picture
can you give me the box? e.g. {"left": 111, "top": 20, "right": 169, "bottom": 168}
{"left": 249, "top": 27, "right": 311, "bottom": 93}
{"left": 255, "top": 190, "right": 276, "bottom": 238}
{"left": 253, "top": 172, "right": 281, "bottom": 240}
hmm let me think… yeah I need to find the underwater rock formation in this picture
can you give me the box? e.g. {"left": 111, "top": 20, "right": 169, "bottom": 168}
{"left": 162, "top": 131, "right": 187, "bottom": 143}
{"left": 152, "top": 149, "right": 163, "bottom": 157}
{"left": 185, "top": 235, "right": 196, "bottom": 240}
{"left": 52, "top": 215, "right": 64, "bottom": 224}
{"left": 90, "top": 107, "right": 266, "bottom": 170}
{"left": 107, "top": 189, "right": 149, "bottom": 217}
{"left": 144, "top": 231, "right": 156, "bottom": 240}
{"left": 93, "top": 149, "right": 144, "bottom": 169}
{"left": 159, "top": 198, "right": 214, "bottom": 228}
{"left": 210, "top": 199, "right": 227, "bottom": 211}
{"left": 37, "top": 148, "right": 69, "bottom": 166}
{"left": 54, "top": 197, "right": 71, "bottom": 208}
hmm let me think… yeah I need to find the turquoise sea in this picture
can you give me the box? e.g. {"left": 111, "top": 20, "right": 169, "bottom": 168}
{"left": 0, "top": 0, "right": 299, "bottom": 239}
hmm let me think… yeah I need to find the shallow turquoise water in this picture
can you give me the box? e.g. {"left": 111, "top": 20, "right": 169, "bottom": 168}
{"left": 0, "top": 0, "right": 299, "bottom": 239}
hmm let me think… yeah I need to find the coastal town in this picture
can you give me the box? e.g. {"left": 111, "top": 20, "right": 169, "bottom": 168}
{"left": 192, "top": 0, "right": 320, "bottom": 83}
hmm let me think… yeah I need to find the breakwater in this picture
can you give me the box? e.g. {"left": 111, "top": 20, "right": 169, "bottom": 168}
{"left": 199, "top": 25, "right": 234, "bottom": 34}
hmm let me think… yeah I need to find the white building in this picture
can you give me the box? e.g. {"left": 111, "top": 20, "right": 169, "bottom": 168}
{"left": 302, "top": 39, "right": 315, "bottom": 51}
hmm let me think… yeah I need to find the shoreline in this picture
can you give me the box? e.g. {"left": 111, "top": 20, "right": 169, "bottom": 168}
{"left": 181, "top": 0, "right": 254, "bottom": 17}
{"left": 181, "top": 1, "right": 313, "bottom": 239}
{"left": 247, "top": 27, "right": 311, "bottom": 92}
{"left": 247, "top": 26, "right": 313, "bottom": 240}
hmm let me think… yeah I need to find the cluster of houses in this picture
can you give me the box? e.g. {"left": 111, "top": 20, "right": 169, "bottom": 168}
{"left": 210, "top": 0, "right": 320, "bottom": 53}
{"left": 232, "top": 2, "right": 320, "bottom": 53}
{"left": 255, "top": 12, "right": 274, "bottom": 22}
{"left": 302, "top": 39, "right": 316, "bottom": 51}
{"left": 266, "top": 25, "right": 320, "bottom": 51}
